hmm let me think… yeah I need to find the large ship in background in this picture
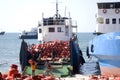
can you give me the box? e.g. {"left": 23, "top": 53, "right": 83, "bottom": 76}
{"left": 88, "top": 2, "right": 120, "bottom": 75}
{"left": 19, "top": 0, "right": 85, "bottom": 78}
{"left": 19, "top": 27, "right": 37, "bottom": 39}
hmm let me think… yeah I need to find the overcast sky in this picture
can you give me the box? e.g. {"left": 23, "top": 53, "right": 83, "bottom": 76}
{"left": 0, "top": 0, "right": 119, "bottom": 33}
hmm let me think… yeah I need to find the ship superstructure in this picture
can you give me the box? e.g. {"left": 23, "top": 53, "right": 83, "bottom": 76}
{"left": 96, "top": 2, "right": 120, "bottom": 34}
{"left": 37, "top": 1, "right": 77, "bottom": 42}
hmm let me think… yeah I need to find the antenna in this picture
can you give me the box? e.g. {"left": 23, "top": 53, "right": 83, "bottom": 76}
{"left": 54, "top": 0, "right": 62, "bottom": 19}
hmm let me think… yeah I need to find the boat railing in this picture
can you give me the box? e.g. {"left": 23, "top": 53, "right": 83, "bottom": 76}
{"left": 38, "top": 21, "right": 64, "bottom": 26}
{"left": 72, "top": 20, "right": 77, "bottom": 28}
{"left": 43, "top": 20, "right": 65, "bottom": 26}
{"left": 38, "top": 18, "right": 77, "bottom": 29}
{"left": 65, "top": 20, "right": 77, "bottom": 28}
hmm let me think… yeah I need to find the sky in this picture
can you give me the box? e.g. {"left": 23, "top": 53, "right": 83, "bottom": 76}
{"left": 0, "top": 0, "right": 119, "bottom": 33}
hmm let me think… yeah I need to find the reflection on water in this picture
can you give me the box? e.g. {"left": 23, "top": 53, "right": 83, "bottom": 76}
{"left": 80, "top": 61, "right": 101, "bottom": 75}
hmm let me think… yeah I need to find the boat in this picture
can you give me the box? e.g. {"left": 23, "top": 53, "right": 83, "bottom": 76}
{"left": 19, "top": 0, "right": 85, "bottom": 78}
{"left": 0, "top": 31, "right": 5, "bottom": 35}
{"left": 19, "top": 27, "right": 37, "bottom": 39}
{"left": 87, "top": 2, "right": 120, "bottom": 75}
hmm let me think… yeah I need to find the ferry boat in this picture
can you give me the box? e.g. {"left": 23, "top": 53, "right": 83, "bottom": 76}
{"left": 88, "top": 2, "right": 120, "bottom": 75}
{"left": 19, "top": 27, "right": 37, "bottom": 39}
{"left": 19, "top": 1, "right": 85, "bottom": 78}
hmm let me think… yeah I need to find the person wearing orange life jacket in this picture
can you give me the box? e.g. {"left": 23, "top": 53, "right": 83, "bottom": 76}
{"left": 28, "top": 59, "right": 37, "bottom": 76}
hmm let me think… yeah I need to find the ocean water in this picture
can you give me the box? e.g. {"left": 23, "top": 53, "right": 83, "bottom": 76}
{"left": 0, "top": 33, "right": 100, "bottom": 75}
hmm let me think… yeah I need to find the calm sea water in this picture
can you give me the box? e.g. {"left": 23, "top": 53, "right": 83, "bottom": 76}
{"left": 0, "top": 33, "right": 100, "bottom": 75}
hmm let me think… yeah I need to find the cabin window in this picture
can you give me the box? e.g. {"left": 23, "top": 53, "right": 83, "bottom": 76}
{"left": 98, "top": 3, "right": 120, "bottom": 9}
{"left": 57, "top": 27, "right": 62, "bottom": 32}
{"left": 49, "top": 27, "right": 55, "bottom": 32}
{"left": 119, "top": 19, "right": 120, "bottom": 24}
{"left": 39, "top": 29, "right": 42, "bottom": 33}
{"left": 106, "top": 18, "right": 109, "bottom": 24}
{"left": 112, "top": 18, "right": 116, "bottom": 24}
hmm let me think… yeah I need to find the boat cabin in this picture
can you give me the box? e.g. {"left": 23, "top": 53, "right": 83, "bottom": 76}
{"left": 96, "top": 2, "right": 120, "bottom": 34}
{"left": 38, "top": 16, "right": 77, "bottom": 42}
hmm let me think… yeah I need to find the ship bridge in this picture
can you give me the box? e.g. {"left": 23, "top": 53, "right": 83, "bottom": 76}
{"left": 96, "top": 2, "right": 120, "bottom": 34}
{"left": 37, "top": 16, "right": 77, "bottom": 42}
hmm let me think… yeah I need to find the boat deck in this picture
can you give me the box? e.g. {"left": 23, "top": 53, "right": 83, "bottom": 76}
{"left": 24, "top": 64, "right": 70, "bottom": 77}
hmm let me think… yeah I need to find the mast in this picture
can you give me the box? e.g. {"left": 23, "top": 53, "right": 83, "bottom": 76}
{"left": 56, "top": 0, "right": 59, "bottom": 19}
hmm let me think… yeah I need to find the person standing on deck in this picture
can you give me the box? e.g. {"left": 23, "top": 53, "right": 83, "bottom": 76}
{"left": 51, "top": 49, "right": 56, "bottom": 62}
{"left": 44, "top": 60, "right": 53, "bottom": 75}
{"left": 28, "top": 59, "right": 37, "bottom": 76}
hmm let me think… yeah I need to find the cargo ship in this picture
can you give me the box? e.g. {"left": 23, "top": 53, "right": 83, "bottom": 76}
{"left": 19, "top": 0, "right": 85, "bottom": 78}
{"left": 19, "top": 27, "right": 37, "bottom": 39}
{"left": 87, "top": 2, "right": 120, "bottom": 75}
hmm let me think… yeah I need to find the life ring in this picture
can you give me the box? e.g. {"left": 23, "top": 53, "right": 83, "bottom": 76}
{"left": 115, "top": 9, "right": 120, "bottom": 14}
{"left": 103, "top": 9, "right": 107, "bottom": 13}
